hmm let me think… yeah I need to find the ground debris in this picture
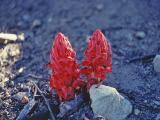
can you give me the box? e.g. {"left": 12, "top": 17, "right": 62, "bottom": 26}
{"left": 16, "top": 99, "right": 37, "bottom": 120}
{"left": 32, "top": 81, "right": 56, "bottom": 120}
{"left": 0, "top": 33, "right": 24, "bottom": 44}
{"left": 12, "top": 92, "right": 29, "bottom": 104}
{"left": 57, "top": 93, "right": 87, "bottom": 119}
{"left": 128, "top": 54, "right": 156, "bottom": 63}
{"left": 153, "top": 55, "right": 160, "bottom": 73}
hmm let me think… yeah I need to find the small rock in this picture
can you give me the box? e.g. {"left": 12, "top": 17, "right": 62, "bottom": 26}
{"left": 9, "top": 81, "right": 14, "bottom": 87}
{"left": 0, "top": 49, "right": 8, "bottom": 59}
{"left": 32, "top": 19, "right": 42, "bottom": 28}
{"left": 19, "top": 84, "right": 29, "bottom": 91}
{"left": 6, "top": 99, "right": 12, "bottom": 103}
{"left": 135, "top": 31, "right": 146, "bottom": 39}
{"left": 96, "top": 4, "right": 104, "bottom": 11}
{"left": 153, "top": 100, "right": 160, "bottom": 106}
{"left": 21, "top": 96, "right": 29, "bottom": 104}
{"left": 20, "top": 84, "right": 24, "bottom": 89}
{"left": 144, "top": 100, "right": 147, "bottom": 103}
{"left": 9, "top": 48, "right": 20, "bottom": 57}
{"left": 5, "top": 91, "right": 10, "bottom": 98}
{"left": 17, "top": 33, "right": 25, "bottom": 41}
{"left": 22, "top": 14, "right": 30, "bottom": 22}
{"left": 48, "top": 17, "right": 53, "bottom": 23}
{"left": 89, "top": 85, "right": 132, "bottom": 120}
{"left": 3, "top": 101, "right": 9, "bottom": 107}
{"left": 153, "top": 55, "right": 160, "bottom": 73}
{"left": 86, "top": 35, "right": 91, "bottom": 43}
{"left": 18, "top": 67, "right": 24, "bottom": 73}
{"left": 0, "top": 83, "right": 4, "bottom": 92}
{"left": 12, "top": 92, "right": 28, "bottom": 102}
{"left": 3, "top": 44, "right": 21, "bottom": 58}
{"left": 17, "top": 83, "right": 21, "bottom": 86}
{"left": 11, "top": 87, "right": 18, "bottom": 94}
{"left": 134, "top": 109, "right": 140, "bottom": 115}
{"left": 3, "top": 110, "right": 9, "bottom": 116}
{"left": 156, "top": 113, "right": 160, "bottom": 120}
{"left": 4, "top": 77, "right": 9, "bottom": 82}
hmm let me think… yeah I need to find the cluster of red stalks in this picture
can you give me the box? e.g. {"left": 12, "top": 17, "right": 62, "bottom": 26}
{"left": 48, "top": 29, "right": 112, "bottom": 101}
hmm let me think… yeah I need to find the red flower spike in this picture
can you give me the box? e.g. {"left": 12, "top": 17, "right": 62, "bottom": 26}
{"left": 49, "top": 32, "right": 85, "bottom": 101}
{"left": 81, "top": 29, "right": 112, "bottom": 88}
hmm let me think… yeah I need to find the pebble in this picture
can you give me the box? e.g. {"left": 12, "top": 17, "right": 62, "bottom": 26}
{"left": 0, "top": 83, "right": 4, "bottom": 92}
{"left": 3, "top": 101, "right": 9, "bottom": 107}
{"left": 18, "top": 83, "right": 29, "bottom": 91}
{"left": 12, "top": 87, "right": 18, "bottom": 94}
{"left": 17, "top": 33, "right": 25, "bottom": 41}
{"left": 20, "top": 84, "right": 24, "bottom": 89}
{"left": 22, "top": 14, "right": 30, "bottom": 22}
{"left": 135, "top": 31, "right": 146, "bottom": 39}
{"left": 12, "top": 92, "right": 28, "bottom": 102}
{"left": 6, "top": 99, "right": 12, "bottom": 103}
{"left": 21, "top": 96, "right": 29, "bottom": 104}
{"left": 32, "top": 19, "right": 42, "bottom": 28}
{"left": 144, "top": 100, "right": 148, "bottom": 103}
{"left": 3, "top": 110, "right": 9, "bottom": 116}
{"left": 153, "top": 100, "right": 160, "bottom": 106}
{"left": 153, "top": 55, "right": 160, "bottom": 73}
{"left": 48, "top": 17, "right": 53, "bottom": 23}
{"left": 134, "top": 109, "right": 140, "bottom": 115}
{"left": 17, "top": 83, "right": 21, "bottom": 86}
{"left": 5, "top": 91, "right": 10, "bottom": 98}
{"left": 4, "top": 77, "right": 9, "bottom": 82}
{"left": 3, "top": 44, "right": 21, "bottom": 58}
{"left": 156, "top": 113, "right": 160, "bottom": 120}
{"left": 11, "top": 50, "right": 20, "bottom": 57}
{"left": 9, "top": 81, "right": 14, "bottom": 87}
{"left": 86, "top": 35, "right": 90, "bottom": 43}
{"left": 96, "top": 4, "right": 104, "bottom": 11}
{"left": 114, "top": 61, "right": 119, "bottom": 65}
{"left": 18, "top": 67, "right": 24, "bottom": 73}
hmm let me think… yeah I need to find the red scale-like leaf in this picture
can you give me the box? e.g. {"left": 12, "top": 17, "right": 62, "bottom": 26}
{"left": 82, "top": 29, "right": 112, "bottom": 88}
{"left": 49, "top": 32, "right": 85, "bottom": 101}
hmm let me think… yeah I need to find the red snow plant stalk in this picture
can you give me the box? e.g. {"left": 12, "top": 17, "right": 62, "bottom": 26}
{"left": 49, "top": 29, "right": 112, "bottom": 101}
{"left": 81, "top": 29, "right": 112, "bottom": 88}
{"left": 48, "top": 33, "right": 85, "bottom": 101}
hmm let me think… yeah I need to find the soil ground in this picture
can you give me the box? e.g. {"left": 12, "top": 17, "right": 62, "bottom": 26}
{"left": 0, "top": 0, "right": 160, "bottom": 120}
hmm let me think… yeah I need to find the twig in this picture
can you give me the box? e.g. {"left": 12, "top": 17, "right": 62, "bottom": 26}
{"left": 57, "top": 93, "right": 86, "bottom": 118}
{"left": 32, "top": 82, "right": 56, "bottom": 120}
{"left": 16, "top": 85, "right": 38, "bottom": 120}
{"left": 33, "top": 85, "right": 38, "bottom": 99}
{"left": 16, "top": 99, "right": 37, "bottom": 120}
{"left": 0, "top": 33, "right": 24, "bottom": 41}
{"left": 28, "top": 74, "right": 48, "bottom": 81}
{"left": 128, "top": 54, "right": 156, "bottom": 63}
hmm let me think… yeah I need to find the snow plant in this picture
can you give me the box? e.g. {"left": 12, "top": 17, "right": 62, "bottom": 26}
{"left": 48, "top": 29, "right": 112, "bottom": 101}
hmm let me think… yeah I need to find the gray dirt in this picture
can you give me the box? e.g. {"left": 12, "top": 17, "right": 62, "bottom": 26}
{"left": 0, "top": 0, "right": 160, "bottom": 120}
